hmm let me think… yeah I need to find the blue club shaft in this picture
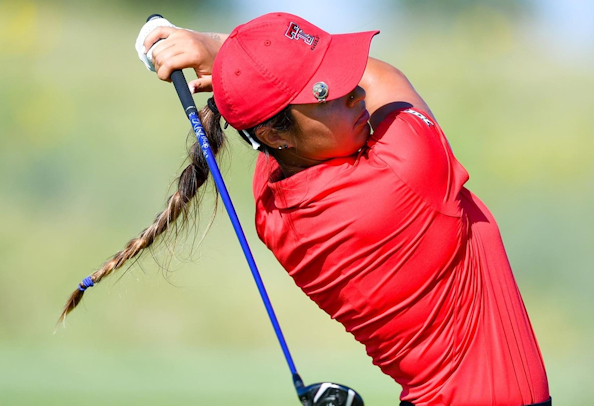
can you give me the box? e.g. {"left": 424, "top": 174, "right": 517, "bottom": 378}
{"left": 167, "top": 68, "right": 302, "bottom": 385}
{"left": 188, "top": 109, "right": 298, "bottom": 377}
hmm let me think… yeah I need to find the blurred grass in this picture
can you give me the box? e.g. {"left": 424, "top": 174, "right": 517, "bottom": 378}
{"left": 0, "top": 0, "right": 593, "bottom": 404}
{"left": 0, "top": 346, "right": 398, "bottom": 405}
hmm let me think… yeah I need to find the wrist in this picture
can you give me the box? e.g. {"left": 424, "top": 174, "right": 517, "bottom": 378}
{"left": 205, "top": 32, "right": 229, "bottom": 45}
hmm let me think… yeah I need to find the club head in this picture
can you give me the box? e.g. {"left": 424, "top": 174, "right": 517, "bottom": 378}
{"left": 297, "top": 382, "right": 364, "bottom": 406}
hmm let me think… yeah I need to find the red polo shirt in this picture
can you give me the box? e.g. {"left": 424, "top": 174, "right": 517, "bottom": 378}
{"left": 253, "top": 108, "right": 549, "bottom": 405}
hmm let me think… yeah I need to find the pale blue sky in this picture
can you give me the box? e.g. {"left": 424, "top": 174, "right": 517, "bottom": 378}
{"left": 223, "top": 0, "right": 593, "bottom": 63}
{"left": 229, "top": 0, "right": 394, "bottom": 33}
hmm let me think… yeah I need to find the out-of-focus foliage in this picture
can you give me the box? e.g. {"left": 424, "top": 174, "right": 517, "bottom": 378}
{"left": 0, "top": 0, "right": 592, "bottom": 404}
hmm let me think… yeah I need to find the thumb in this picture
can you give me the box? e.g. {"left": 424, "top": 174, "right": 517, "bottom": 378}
{"left": 188, "top": 77, "right": 213, "bottom": 94}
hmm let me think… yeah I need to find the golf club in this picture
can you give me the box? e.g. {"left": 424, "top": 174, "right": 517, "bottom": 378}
{"left": 144, "top": 14, "right": 364, "bottom": 406}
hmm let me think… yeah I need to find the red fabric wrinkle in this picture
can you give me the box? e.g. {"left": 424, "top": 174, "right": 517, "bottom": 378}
{"left": 252, "top": 108, "right": 549, "bottom": 405}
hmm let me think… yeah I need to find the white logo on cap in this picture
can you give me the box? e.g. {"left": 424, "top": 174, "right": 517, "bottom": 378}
{"left": 285, "top": 22, "right": 314, "bottom": 46}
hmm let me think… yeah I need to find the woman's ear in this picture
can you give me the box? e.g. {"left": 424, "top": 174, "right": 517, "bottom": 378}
{"left": 255, "top": 126, "right": 293, "bottom": 150}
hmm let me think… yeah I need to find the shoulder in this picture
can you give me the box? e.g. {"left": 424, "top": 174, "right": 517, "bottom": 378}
{"left": 368, "top": 107, "right": 469, "bottom": 216}
{"left": 369, "top": 107, "right": 437, "bottom": 145}
{"left": 361, "top": 58, "right": 436, "bottom": 130}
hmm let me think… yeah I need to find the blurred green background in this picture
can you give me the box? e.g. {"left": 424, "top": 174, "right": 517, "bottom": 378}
{"left": 1, "top": 0, "right": 592, "bottom": 404}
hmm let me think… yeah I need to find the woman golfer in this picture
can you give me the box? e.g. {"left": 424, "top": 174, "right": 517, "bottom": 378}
{"left": 61, "top": 12, "right": 550, "bottom": 406}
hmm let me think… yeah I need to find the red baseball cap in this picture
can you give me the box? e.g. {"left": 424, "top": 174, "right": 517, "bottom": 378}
{"left": 212, "top": 12, "right": 379, "bottom": 130}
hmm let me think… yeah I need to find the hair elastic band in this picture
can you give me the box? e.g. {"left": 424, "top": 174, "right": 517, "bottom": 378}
{"left": 78, "top": 276, "right": 95, "bottom": 292}
{"left": 207, "top": 96, "right": 260, "bottom": 150}
{"left": 206, "top": 97, "right": 219, "bottom": 115}
{"left": 241, "top": 129, "right": 261, "bottom": 150}
{"left": 207, "top": 98, "right": 231, "bottom": 130}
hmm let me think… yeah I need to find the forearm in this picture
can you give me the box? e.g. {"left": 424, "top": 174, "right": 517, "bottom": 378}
{"left": 360, "top": 57, "right": 435, "bottom": 130}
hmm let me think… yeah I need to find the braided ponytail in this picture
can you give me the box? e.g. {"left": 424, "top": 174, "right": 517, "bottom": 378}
{"left": 58, "top": 99, "right": 226, "bottom": 324}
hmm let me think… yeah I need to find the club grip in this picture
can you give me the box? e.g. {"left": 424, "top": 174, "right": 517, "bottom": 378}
{"left": 147, "top": 14, "right": 163, "bottom": 22}
{"left": 145, "top": 14, "right": 198, "bottom": 118}
{"left": 171, "top": 70, "right": 198, "bottom": 118}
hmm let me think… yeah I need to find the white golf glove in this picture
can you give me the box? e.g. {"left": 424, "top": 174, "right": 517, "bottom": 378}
{"left": 135, "top": 16, "right": 178, "bottom": 72}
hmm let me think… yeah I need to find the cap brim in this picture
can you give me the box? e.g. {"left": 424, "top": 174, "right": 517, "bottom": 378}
{"left": 292, "top": 30, "right": 379, "bottom": 104}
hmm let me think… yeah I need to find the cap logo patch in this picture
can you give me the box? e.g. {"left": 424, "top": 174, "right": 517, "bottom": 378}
{"left": 285, "top": 22, "right": 314, "bottom": 46}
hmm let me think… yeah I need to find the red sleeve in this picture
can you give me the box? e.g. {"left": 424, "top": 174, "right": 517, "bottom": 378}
{"left": 369, "top": 108, "right": 469, "bottom": 216}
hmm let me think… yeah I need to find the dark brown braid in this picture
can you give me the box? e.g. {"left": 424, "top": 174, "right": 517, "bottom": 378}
{"left": 58, "top": 101, "right": 226, "bottom": 324}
